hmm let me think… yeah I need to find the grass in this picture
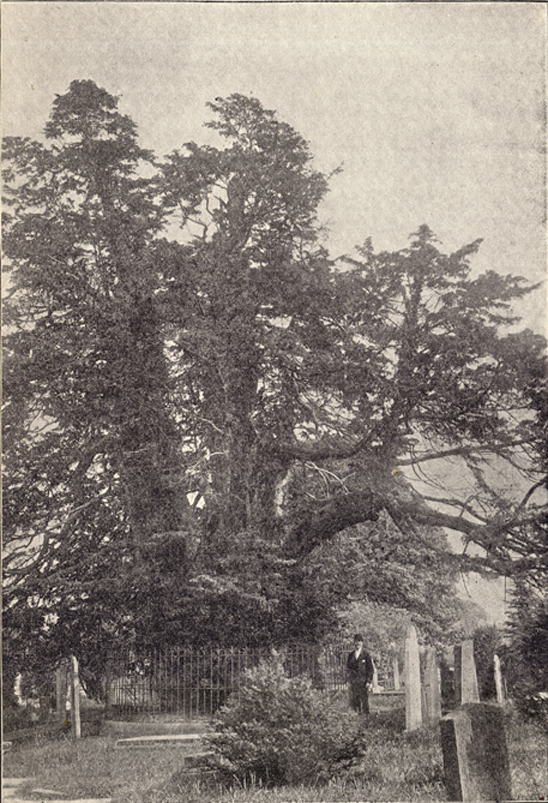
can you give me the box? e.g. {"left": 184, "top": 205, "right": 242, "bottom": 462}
{"left": 4, "top": 708, "right": 547, "bottom": 802}
{"left": 4, "top": 735, "right": 190, "bottom": 801}
{"left": 505, "top": 710, "right": 548, "bottom": 801}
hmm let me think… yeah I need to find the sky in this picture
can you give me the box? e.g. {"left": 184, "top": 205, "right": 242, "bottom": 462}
{"left": 3, "top": 2, "right": 546, "bottom": 330}
{"left": 2, "top": 2, "right": 547, "bottom": 624}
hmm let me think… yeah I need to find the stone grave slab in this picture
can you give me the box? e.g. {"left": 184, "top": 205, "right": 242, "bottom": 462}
{"left": 440, "top": 702, "right": 512, "bottom": 801}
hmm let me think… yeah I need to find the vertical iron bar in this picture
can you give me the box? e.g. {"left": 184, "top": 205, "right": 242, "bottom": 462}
{"left": 170, "top": 645, "right": 173, "bottom": 713}
{"left": 190, "top": 646, "right": 194, "bottom": 720}
{"left": 209, "top": 646, "right": 213, "bottom": 718}
{"left": 185, "top": 647, "right": 189, "bottom": 719}
{"left": 176, "top": 646, "right": 180, "bottom": 715}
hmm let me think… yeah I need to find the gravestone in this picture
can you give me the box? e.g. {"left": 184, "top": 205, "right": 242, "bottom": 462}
{"left": 454, "top": 640, "right": 479, "bottom": 705}
{"left": 423, "top": 647, "right": 441, "bottom": 721}
{"left": 494, "top": 654, "right": 505, "bottom": 704}
{"left": 372, "top": 662, "right": 379, "bottom": 691}
{"left": 392, "top": 655, "right": 400, "bottom": 690}
{"left": 440, "top": 702, "right": 512, "bottom": 801}
{"left": 71, "top": 656, "right": 81, "bottom": 739}
{"left": 404, "top": 625, "right": 422, "bottom": 730}
{"left": 56, "top": 662, "right": 68, "bottom": 723}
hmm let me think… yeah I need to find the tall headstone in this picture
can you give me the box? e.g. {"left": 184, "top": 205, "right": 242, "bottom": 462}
{"left": 56, "top": 661, "right": 68, "bottom": 723}
{"left": 71, "top": 656, "right": 81, "bottom": 739}
{"left": 424, "top": 647, "right": 441, "bottom": 721}
{"left": 392, "top": 655, "right": 401, "bottom": 690}
{"left": 440, "top": 703, "right": 512, "bottom": 801}
{"left": 493, "top": 654, "right": 505, "bottom": 704}
{"left": 372, "top": 662, "right": 380, "bottom": 692}
{"left": 454, "top": 640, "right": 479, "bottom": 705}
{"left": 404, "top": 625, "right": 422, "bottom": 730}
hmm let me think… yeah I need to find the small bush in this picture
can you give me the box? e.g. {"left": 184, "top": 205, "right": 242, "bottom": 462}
{"left": 206, "top": 656, "right": 366, "bottom": 787}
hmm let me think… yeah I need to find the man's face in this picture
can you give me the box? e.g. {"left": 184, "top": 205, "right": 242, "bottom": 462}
{"left": 354, "top": 639, "right": 363, "bottom": 650}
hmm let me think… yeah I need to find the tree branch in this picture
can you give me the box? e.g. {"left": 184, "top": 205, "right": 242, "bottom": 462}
{"left": 285, "top": 489, "right": 384, "bottom": 556}
{"left": 275, "top": 434, "right": 372, "bottom": 462}
{"left": 515, "top": 476, "right": 548, "bottom": 512}
{"left": 397, "top": 438, "right": 533, "bottom": 467}
{"left": 284, "top": 484, "right": 546, "bottom": 578}
{"left": 276, "top": 432, "right": 534, "bottom": 468}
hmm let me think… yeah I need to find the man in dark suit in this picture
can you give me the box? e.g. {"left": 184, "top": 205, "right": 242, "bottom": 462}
{"left": 347, "top": 633, "right": 374, "bottom": 714}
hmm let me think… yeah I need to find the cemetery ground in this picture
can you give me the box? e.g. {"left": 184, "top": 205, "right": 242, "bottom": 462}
{"left": 4, "top": 707, "right": 546, "bottom": 803}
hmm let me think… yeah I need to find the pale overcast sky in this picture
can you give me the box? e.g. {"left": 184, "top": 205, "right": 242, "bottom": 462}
{"left": 3, "top": 2, "right": 546, "bottom": 330}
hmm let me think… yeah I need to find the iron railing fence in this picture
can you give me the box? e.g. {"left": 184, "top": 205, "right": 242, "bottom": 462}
{"left": 104, "top": 643, "right": 398, "bottom": 718}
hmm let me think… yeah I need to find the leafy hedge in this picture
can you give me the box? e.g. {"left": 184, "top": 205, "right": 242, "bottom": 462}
{"left": 206, "top": 656, "right": 366, "bottom": 787}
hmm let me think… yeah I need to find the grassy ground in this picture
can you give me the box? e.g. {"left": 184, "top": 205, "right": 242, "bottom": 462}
{"left": 4, "top": 708, "right": 547, "bottom": 802}
{"left": 505, "top": 711, "right": 548, "bottom": 801}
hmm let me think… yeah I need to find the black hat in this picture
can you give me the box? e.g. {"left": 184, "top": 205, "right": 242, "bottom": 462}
{"left": 353, "top": 633, "right": 364, "bottom": 641}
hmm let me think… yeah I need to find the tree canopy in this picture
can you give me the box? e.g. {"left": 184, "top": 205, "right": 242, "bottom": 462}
{"left": 3, "top": 82, "right": 546, "bottom": 673}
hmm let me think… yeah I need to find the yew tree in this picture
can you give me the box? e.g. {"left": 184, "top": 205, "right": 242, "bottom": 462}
{"left": 2, "top": 81, "right": 189, "bottom": 669}
{"left": 158, "top": 95, "right": 546, "bottom": 578}
{"left": 3, "top": 84, "right": 546, "bottom": 669}
{"left": 158, "top": 96, "right": 353, "bottom": 542}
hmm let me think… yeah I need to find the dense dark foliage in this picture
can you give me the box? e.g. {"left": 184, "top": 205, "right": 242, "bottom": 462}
{"left": 3, "top": 82, "right": 546, "bottom": 687}
{"left": 503, "top": 581, "right": 548, "bottom": 723}
{"left": 207, "top": 657, "right": 367, "bottom": 786}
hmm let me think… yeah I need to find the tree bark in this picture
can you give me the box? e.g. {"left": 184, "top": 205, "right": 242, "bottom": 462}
{"left": 284, "top": 485, "right": 546, "bottom": 578}
{"left": 285, "top": 489, "right": 384, "bottom": 556}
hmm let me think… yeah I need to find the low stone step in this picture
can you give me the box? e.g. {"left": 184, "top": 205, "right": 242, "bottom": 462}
{"left": 26, "top": 799, "right": 111, "bottom": 803}
{"left": 2, "top": 779, "right": 111, "bottom": 803}
{"left": 115, "top": 733, "right": 203, "bottom": 749}
{"left": 2, "top": 779, "right": 33, "bottom": 788}
{"left": 103, "top": 719, "right": 208, "bottom": 736}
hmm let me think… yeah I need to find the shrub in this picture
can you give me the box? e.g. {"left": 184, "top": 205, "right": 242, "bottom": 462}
{"left": 504, "top": 581, "right": 548, "bottom": 724}
{"left": 206, "top": 655, "right": 366, "bottom": 787}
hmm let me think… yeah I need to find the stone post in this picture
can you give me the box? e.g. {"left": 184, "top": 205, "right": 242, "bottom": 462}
{"left": 372, "top": 662, "right": 379, "bottom": 692}
{"left": 454, "top": 640, "right": 479, "bottom": 705}
{"left": 56, "top": 661, "right": 68, "bottom": 723}
{"left": 494, "top": 654, "right": 505, "bottom": 704}
{"left": 404, "top": 624, "right": 422, "bottom": 730}
{"left": 440, "top": 703, "right": 512, "bottom": 801}
{"left": 392, "top": 655, "right": 400, "bottom": 690}
{"left": 71, "top": 656, "right": 81, "bottom": 739}
{"left": 424, "top": 647, "right": 441, "bottom": 721}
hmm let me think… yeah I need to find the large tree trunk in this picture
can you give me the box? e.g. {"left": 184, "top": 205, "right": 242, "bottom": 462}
{"left": 118, "top": 297, "right": 185, "bottom": 559}
{"left": 285, "top": 489, "right": 384, "bottom": 556}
